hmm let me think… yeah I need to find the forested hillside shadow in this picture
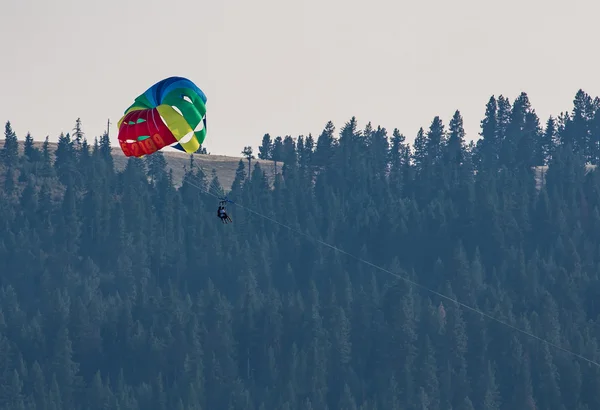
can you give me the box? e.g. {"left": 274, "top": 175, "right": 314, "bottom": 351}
{"left": 0, "top": 89, "right": 599, "bottom": 409}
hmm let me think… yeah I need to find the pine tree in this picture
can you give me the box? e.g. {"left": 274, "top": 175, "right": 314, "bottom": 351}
{"left": 99, "top": 131, "right": 114, "bottom": 172}
{"left": 271, "top": 136, "right": 284, "bottom": 173}
{"left": 303, "top": 133, "right": 315, "bottom": 166}
{"left": 479, "top": 361, "right": 501, "bottom": 410}
{"left": 2, "top": 121, "right": 18, "bottom": 168}
{"left": 564, "top": 89, "right": 594, "bottom": 158}
{"left": 314, "top": 121, "right": 336, "bottom": 166}
{"left": 52, "top": 327, "right": 81, "bottom": 408}
{"left": 23, "top": 132, "right": 41, "bottom": 163}
{"left": 426, "top": 116, "right": 446, "bottom": 164}
{"left": 40, "top": 136, "right": 53, "bottom": 176}
{"left": 282, "top": 135, "right": 296, "bottom": 164}
{"left": 590, "top": 104, "right": 600, "bottom": 164}
{"left": 73, "top": 117, "right": 85, "bottom": 148}
{"left": 477, "top": 95, "right": 499, "bottom": 170}
{"left": 242, "top": 146, "right": 254, "bottom": 176}
{"left": 146, "top": 150, "right": 168, "bottom": 183}
{"left": 54, "top": 133, "right": 78, "bottom": 186}
{"left": 258, "top": 133, "right": 273, "bottom": 160}
{"left": 230, "top": 159, "right": 246, "bottom": 198}
{"left": 445, "top": 110, "right": 466, "bottom": 189}
{"left": 539, "top": 116, "right": 557, "bottom": 165}
{"left": 496, "top": 95, "right": 511, "bottom": 142}
{"left": 388, "top": 128, "right": 410, "bottom": 194}
{"left": 502, "top": 92, "right": 531, "bottom": 167}
{"left": 412, "top": 127, "right": 427, "bottom": 172}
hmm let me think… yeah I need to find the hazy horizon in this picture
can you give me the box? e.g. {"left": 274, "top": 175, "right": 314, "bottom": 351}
{"left": 2, "top": 0, "right": 598, "bottom": 157}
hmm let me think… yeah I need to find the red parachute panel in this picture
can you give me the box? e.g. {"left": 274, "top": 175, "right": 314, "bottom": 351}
{"left": 118, "top": 109, "right": 178, "bottom": 157}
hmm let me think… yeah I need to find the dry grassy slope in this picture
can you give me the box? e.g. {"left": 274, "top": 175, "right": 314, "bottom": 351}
{"left": 5, "top": 140, "right": 599, "bottom": 191}
{"left": 10, "top": 140, "right": 275, "bottom": 190}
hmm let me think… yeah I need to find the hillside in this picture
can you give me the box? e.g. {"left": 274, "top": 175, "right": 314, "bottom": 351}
{"left": 2, "top": 120, "right": 600, "bottom": 410}
{"left": 4, "top": 138, "right": 600, "bottom": 193}
{"left": 6, "top": 139, "right": 275, "bottom": 189}
{"left": 4, "top": 97, "right": 600, "bottom": 408}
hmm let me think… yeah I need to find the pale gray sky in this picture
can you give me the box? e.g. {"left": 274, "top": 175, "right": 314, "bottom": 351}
{"left": 1, "top": 0, "right": 598, "bottom": 157}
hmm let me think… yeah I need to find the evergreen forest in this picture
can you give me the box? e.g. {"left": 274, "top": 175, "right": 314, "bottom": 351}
{"left": 1, "top": 89, "right": 600, "bottom": 409}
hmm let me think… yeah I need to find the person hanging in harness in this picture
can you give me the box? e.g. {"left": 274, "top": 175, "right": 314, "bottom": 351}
{"left": 217, "top": 200, "right": 232, "bottom": 224}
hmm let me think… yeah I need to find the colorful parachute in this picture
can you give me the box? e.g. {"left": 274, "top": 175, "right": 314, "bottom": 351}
{"left": 117, "top": 76, "right": 207, "bottom": 157}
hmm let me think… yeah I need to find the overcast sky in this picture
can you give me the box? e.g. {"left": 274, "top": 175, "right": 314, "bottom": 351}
{"left": 1, "top": 0, "right": 598, "bottom": 157}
